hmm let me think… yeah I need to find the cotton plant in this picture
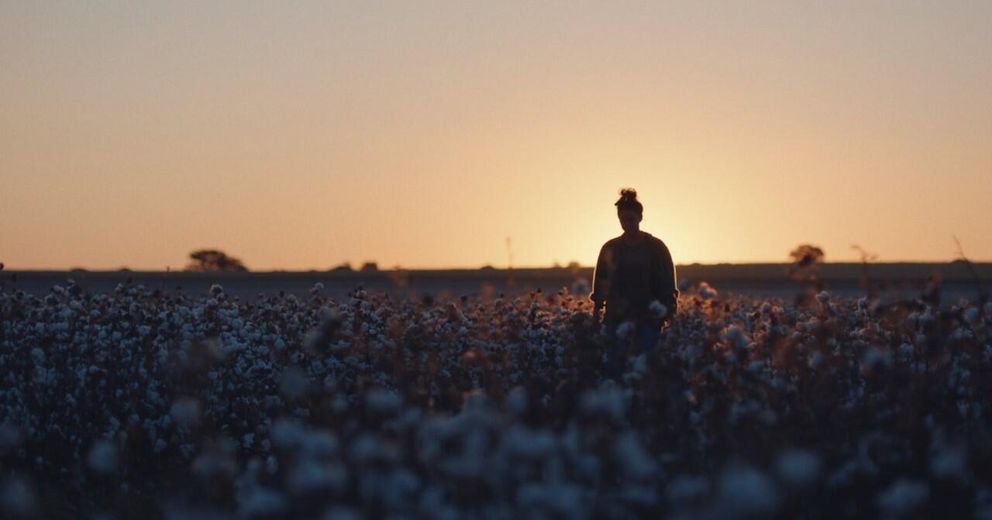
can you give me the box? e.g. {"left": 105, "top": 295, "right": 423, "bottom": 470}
{"left": 0, "top": 280, "right": 990, "bottom": 517}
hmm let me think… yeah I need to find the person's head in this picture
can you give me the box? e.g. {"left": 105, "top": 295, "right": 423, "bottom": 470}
{"left": 615, "top": 188, "right": 643, "bottom": 233}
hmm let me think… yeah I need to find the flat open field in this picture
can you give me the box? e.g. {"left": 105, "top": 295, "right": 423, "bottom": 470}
{"left": 1, "top": 268, "right": 991, "bottom": 517}
{"left": 5, "top": 262, "right": 991, "bottom": 303}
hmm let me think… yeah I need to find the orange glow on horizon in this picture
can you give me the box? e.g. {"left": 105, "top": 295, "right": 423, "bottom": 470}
{"left": 1, "top": 3, "right": 989, "bottom": 271}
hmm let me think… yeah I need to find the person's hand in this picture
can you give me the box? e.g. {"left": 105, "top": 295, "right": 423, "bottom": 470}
{"left": 591, "top": 301, "right": 604, "bottom": 324}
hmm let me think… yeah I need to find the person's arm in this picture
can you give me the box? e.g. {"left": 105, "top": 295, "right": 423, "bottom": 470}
{"left": 656, "top": 240, "right": 678, "bottom": 318}
{"left": 590, "top": 244, "right": 609, "bottom": 321}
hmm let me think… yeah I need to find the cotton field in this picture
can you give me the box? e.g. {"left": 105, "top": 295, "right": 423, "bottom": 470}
{"left": 1, "top": 279, "right": 991, "bottom": 518}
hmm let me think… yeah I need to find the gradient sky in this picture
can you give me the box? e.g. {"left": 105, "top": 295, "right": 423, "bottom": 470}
{"left": 2, "top": 1, "right": 990, "bottom": 270}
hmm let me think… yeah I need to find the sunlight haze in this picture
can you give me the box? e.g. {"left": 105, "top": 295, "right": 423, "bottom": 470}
{"left": 2, "top": 1, "right": 990, "bottom": 270}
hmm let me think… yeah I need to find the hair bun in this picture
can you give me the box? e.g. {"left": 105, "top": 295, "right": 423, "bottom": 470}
{"left": 614, "top": 187, "right": 643, "bottom": 212}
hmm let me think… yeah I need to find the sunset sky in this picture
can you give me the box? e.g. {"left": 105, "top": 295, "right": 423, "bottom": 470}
{"left": 2, "top": 1, "right": 990, "bottom": 270}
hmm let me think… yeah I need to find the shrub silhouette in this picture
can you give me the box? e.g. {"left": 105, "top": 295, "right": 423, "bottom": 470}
{"left": 789, "top": 244, "right": 824, "bottom": 268}
{"left": 186, "top": 249, "right": 248, "bottom": 272}
{"left": 787, "top": 244, "right": 825, "bottom": 294}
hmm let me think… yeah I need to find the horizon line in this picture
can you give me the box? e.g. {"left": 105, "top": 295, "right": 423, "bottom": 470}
{"left": 5, "top": 259, "right": 991, "bottom": 274}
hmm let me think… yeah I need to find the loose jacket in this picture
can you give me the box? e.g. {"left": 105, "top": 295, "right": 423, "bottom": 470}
{"left": 590, "top": 231, "right": 678, "bottom": 327}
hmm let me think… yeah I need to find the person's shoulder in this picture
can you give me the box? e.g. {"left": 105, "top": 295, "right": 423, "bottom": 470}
{"left": 602, "top": 236, "right": 624, "bottom": 248}
{"left": 643, "top": 232, "right": 672, "bottom": 252}
{"left": 642, "top": 231, "right": 665, "bottom": 246}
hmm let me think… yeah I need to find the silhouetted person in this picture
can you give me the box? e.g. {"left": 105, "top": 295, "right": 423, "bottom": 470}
{"left": 590, "top": 189, "right": 678, "bottom": 355}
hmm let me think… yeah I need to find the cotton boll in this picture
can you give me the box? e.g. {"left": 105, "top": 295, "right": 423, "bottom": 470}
{"left": 271, "top": 419, "right": 306, "bottom": 449}
{"left": 237, "top": 487, "right": 287, "bottom": 518}
{"left": 516, "top": 482, "right": 585, "bottom": 519}
{"left": 300, "top": 430, "right": 339, "bottom": 458}
{"left": 170, "top": 398, "right": 202, "bottom": 427}
{"left": 930, "top": 439, "right": 967, "bottom": 480}
{"left": 87, "top": 440, "right": 118, "bottom": 475}
{"left": 951, "top": 328, "right": 972, "bottom": 341}
{"left": 570, "top": 278, "right": 590, "bottom": 296}
{"left": 613, "top": 432, "right": 657, "bottom": 480}
{"left": 366, "top": 389, "right": 402, "bottom": 415}
{"left": 579, "top": 386, "right": 627, "bottom": 422}
{"left": 716, "top": 466, "right": 780, "bottom": 517}
{"left": 0, "top": 477, "right": 36, "bottom": 516}
{"left": 0, "top": 423, "right": 23, "bottom": 449}
{"left": 501, "top": 425, "right": 555, "bottom": 460}
{"left": 379, "top": 469, "right": 421, "bottom": 511}
{"left": 723, "top": 326, "right": 750, "bottom": 351}
{"left": 278, "top": 367, "right": 309, "bottom": 400}
{"left": 775, "top": 449, "right": 822, "bottom": 488}
{"left": 860, "top": 347, "right": 892, "bottom": 375}
{"left": 507, "top": 386, "right": 528, "bottom": 416}
{"left": 191, "top": 440, "right": 238, "bottom": 480}
{"left": 287, "top": 461, "right": 349, "bottom": 495}
{"left": 974, "top": 488, "right": 992, "bottom": 519}
{"left": 698, "top": 282, "right": 719, "bottom": 299}
{"left": 876, "top": 479, "right": 929, "bottom": 516}
{"left": 616, "top": 321, "right": 636, "bottom": 339}
{"left": 322, "top": 506, "right": 362, "bottom": 520}
{"left": 349, "top": 434, "right": 382, "bottom": 465}
{"left": 649, "top": 300, "right": 668, "bottom": 319}
{"left": 666, "top": 475, "right": 710, "bottom": 505}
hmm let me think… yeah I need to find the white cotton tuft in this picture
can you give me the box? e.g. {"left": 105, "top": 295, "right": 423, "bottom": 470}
{"left": 570, "top": 278, "right": 590, "bottom": 296}
{"left": 775, "top": 449, "right": 822, "bottom": 487}
{"left": 613, "top": 432, "right": 657, "bottom": 480}
{"left": 170, "top": 398, "right": 201, "bottom": 427}
{"left": 877, "top": 479, "right": 929, "bottom": 515}
{"left": 238, "top": 487, "right": 287, "bottom": 517}
{"left": 507, "top": 386, "right": 528, "bottom": 416}
{"left": 87, "top": 440, "right": 118, "bottom": 475}
{"left": 616, "top": 321, "right": 636, "bottom": 339}
{"left": 279, "top": 367, "right": 308, "bottom": 400}
{"left": 930, "top": 439, "right": 967, "bottom": 480}
{"left": 579, "top": 386, "right": 627, "bottom": 421}
{"left": 1, "top": 477, "right": 37, "bottom": 516}
{"left": 666, "top": 475, "right": 710, "bottom": 505}
{"left": 717, "top": 466, "right": 780, "bottom": 516}
{"left": 366, "top": 389, "right": 402, "bottom": 415}
{"left": 649, "top": 300, "right": 668, "bottom": 318}
{"left": 271, "top": 419, "right": 306, "bottom": 449}
{"left": 322, "top": 506, "right": 361, "bottom": 520}
{"left": 698, "top": 282, "right": 718, "bottom": 299}
{"left": 723, "top": 326, "right": 750, "bottom": 351}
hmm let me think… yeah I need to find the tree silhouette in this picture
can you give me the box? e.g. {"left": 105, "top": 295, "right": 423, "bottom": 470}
{"left": 186, "top": 249, "right": 248, "bottom": 272}
{"left": 788, "top": 244, "right": 825, "bottom": 292}
{"left": 789, "top": 244, "right": 824, "bottom": 268}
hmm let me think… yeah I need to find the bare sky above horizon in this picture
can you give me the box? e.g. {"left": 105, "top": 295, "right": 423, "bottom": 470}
{"left": 2, "top": 1, "right": 990, "bottom": 270}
